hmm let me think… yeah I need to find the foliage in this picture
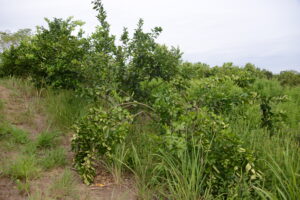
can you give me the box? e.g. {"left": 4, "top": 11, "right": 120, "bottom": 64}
{"left": 186, "top": 76, "right": 248, "bottom": 113}
{"left": 162, "top": 109, "right": 260, "bottom": 195}
{"left": 32, "top": 17, "right": 88, "bottom": 88}
{"left": 140, "top": 78, "right": 184, "bottom": 124}
{"left": 259, "top": 95, "right": 287, "bottom": 136}
{"left": 277, "top": 70, "right": 300, "bottom": 87}
{"left": 179, "top": 62, "right": 211, "bottom": 80}
{"left": 251, "top": 79, "right": 288, "bottom": 136}
{"left": 211, "top": 63, "right": 256, "bottom": 88}
{"left": 0, "top": 41, "right": 35, "bottom": 77}
{"left": 1, "top": 0, "right": 300, "bottom": 198}
{"left": 118, "top": 19, "right": 182, "bottom": 98}
{"left": 71, "top": 106, "right": 133, "bottom": 184}
{"left": 1, "top": 17, "right": 89, "bottom": 89}
{"left": 0, "top": 29, "right": 31, "bottom": 52}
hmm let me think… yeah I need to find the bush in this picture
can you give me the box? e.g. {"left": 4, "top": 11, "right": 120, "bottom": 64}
{"left": 0, "top": 41, "right": 34, "bottom": 77}
{"left": 211, "top": 63, "right": 256, "bottom": 88}
{"left": 277, "top": 70, "right": 300, "bottom": 87}
{"left": 118, "top": 19, "right": 182, "bottom": 98}
{"left": 71, "top": 106, "right": 133, "bottom": 184}
{"left": 179, "top": 62, "right": 211, "bottom": 80}
{"left": 162, "top": 109, "right": 260, "bottom": 195}
{"left": 0, "top": 17, "right": 89, "bottom": 89}
{"left": 140, "top": 78, "right": 184, "bottom": 124}
{"left": 186, "top": 76, "right": 247, "bottom": 113}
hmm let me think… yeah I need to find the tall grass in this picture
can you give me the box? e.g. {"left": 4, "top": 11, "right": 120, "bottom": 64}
{"left": 0, "top": 77, "right": 89, "bottom": 131}
{"left": 254, "top": 138, "right": 300, "bottom": 200}
{"left": 155, "top": 147, "right": 209, "bottom": 200}
{"left": 229, "top": 82, "right": 300, "bottom": 200}
{"left": 43, "top": 90, "right": 89, "bottom": 130}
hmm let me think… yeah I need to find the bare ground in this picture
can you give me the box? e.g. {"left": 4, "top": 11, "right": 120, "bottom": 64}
{"left": 0, "top": 85, "right": 136, "bottom": 200}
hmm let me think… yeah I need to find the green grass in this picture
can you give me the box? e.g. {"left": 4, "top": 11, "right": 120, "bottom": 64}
{"left": 43, "top": 90, "right": 89, "bottom": 130}
{"left": 0, "top": 77, "right": 89, "bottom": 131}
{"left": 0, "top": 76, "right": 38, "bottom": 98}
{"left": 0, "top": 123, "right": 29, "bottom": 145}
{"left": 3, "top": 155, "right": 40, "bottom": 180}
{"left": 16, "top": 179, "right": 31, "bottom": 195}
{"left": 49, "top": 169, "right": 78, "bottom": 199}
{"left": 0, "top": 99, "right": 4, "bottom": 120}
{"left": 155, "top": 147, "right": 208, "bottom": 200}
{"left": 251, "top": 135, "right": 300, "bottom": 200}
{"left": 40, "top": 147, "right": 67, "bottom": 170}
{"left": 10, "top": 126, "right": 30, "bottom": 145}
{"left": 35, "top": 131, "right": 60, "bottom": 149}
{"left": 103, "top": 143, "right": 129, "bottom": 185}
{"left": 228, "top": 84, "right": 300, "bottom": 200}
{"left": 0, "top": 122, "right": 11, "bottom": 140}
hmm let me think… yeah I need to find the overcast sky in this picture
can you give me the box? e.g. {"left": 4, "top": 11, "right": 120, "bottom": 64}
{"left": 1, "top": 0, "right": 300, "bottom": 73}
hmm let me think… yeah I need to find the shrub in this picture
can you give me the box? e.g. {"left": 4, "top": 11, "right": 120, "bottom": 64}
{"left": 72, "top": 106, "right": 133, "bottom": 184}
{"left": 162, "top": 109, "right": 260, "bottom": 195}
{"left": 0, "top": 41, "right": 34, "bottom": 77}
{"left": 277, "top": 70, "right": 300, "bottom": 87}
{"left": 186, "top": 76, "right": 247, "bottom": 113}
{"left": 119, "top": 19, "right": 182, "bottom": 98}
{"left": 211, "top": 63, "right": 256, "bottom": 88}
{"left": 0, "top": 17, "right": 89, "bottom": 89}
{"left": 140, "top": 78, "right": 184, "bottom": 124}
{"left": 179, "top": 62, "right": 211, "bottom": 80}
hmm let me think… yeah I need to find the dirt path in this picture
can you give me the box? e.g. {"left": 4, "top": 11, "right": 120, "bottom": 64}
{"left": 0, "top": 84, "right": 136, "bottom": 200}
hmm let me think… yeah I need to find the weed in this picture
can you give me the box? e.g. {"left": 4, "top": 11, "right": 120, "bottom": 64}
{"left": 0, "top": 123, "right": 29, "bottom": 144}
{"left": 0, "top": 122, "right": 11, "bottom": 140}
{"left": 16, "top": 179, "right": 31, "bottom": 195}
{"left": 155, "top": 147, "right": 208, "bottom": 200}
{"left": 44, "top": 90, "right": 89, "bottom": 130}
{"left": 40, "top": 148, "right": 67, "bottom": 170}
{"left": 0, "top": 99, "right": 4, "bottom": 120}
{"left": 4, "top": 155, "right": 40, "bottom": 180}
{"left": 10, "top": 126, "right": 30, "bottom": 144}
{"left": 103, "top": 143, "right": 128, "bottom": 184}
{"left": 50, "top": 169, "right": 78, "bottom": 199}
{"left": 35, "top": 131, "right": 60, "bottom": 149}
{"left": 22, "top": 141, "right": 38, "bottom": 154}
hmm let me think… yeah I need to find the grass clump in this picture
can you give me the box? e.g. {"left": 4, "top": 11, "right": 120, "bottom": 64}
{"left": 0, "top": 122, "right": 11, "bottom": 140}
{"left": 10, "top": 127, "right": 30, "bottom": 145}
{"left": 44, "top": 90, "right": 89, "bottom": 130}
{"left": 40, "top": 147, "right": 67, "bottom": 170}
{"left": 35, "top": 131, "right": 60, "bottom": 149}
{"left": 0, "top": 123, "right": 29, "bottom": 145}
{"left": 156, "top": 147, "right": 208, "bottom": 200}
{"left": 49, "top": 169, "right": 78, "bottom": 199}
{"left": 16, "top": 179, "right": 31, "bottom": 195}
{"left": 4, "top": 155, "right": 40, "bottom": 180}
{"left": 0, "top": 99, "right": 4, "bottom": 120}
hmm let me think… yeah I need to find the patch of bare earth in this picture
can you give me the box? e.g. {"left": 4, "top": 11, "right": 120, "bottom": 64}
{"left": 0, "top": 177, "right": 24, "bottom": 200}
{"left": 0, "top": 85, "right": 136, "bottom": 200}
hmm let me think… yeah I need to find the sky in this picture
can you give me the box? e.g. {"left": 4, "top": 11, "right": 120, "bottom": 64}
{"left": 0, "top": 0, "right": 300, "bottom": 73}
